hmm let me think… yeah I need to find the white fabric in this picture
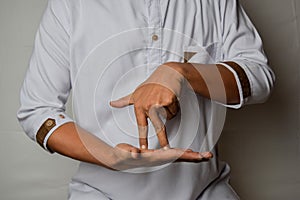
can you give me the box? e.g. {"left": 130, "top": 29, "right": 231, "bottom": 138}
{"left": 17, "top": 0, "right": 275, "bottom": 199}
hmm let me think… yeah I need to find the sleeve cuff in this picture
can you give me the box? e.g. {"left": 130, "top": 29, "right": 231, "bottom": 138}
{"left": 36, "top": 113, "right": 73, "bottom": 153}
{"left": 217, "top": 62, "right": 250, "bottom": 109}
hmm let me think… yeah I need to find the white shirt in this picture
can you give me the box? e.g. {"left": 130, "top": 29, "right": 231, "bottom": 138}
{"left": 17, "top": 0, "right": 275, "bottom": 199}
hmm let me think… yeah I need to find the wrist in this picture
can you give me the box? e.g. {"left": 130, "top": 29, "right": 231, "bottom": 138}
{"left": 164, "top": 62, "right": 185, "bottom": 75}
{"left": 163, "top": 62, "right": 187, "bottom": 83}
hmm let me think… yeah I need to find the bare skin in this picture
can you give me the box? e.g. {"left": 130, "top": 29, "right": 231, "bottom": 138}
{"left": 47, "top": 122, "right": 212, "bottom": 171}
{"left": 47, "top": 62, "right": 239, "bottom": 170}
{"left": 110, "top": 62, "right": 239, "bottom": 149}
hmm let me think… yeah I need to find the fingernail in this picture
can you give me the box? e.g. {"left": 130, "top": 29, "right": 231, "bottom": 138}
{"left": 141, "top": 145, "right": 146, "bottom": 150}
{"left": 163, "top": 146, "right": 170, "bottom": 150}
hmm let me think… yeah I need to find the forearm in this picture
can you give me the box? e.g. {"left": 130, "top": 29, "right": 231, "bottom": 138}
{"left": 47, "top": 122, "right": 114, "bottom": 169}
{"left": 166, "top": 62, "right": 241, "bottom": 105}
{"left": 46, "top": 121, "right": 212, "bottom": 170}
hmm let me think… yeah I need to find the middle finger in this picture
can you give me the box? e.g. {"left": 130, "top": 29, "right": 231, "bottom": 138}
{"left": 148, "top": 106, "right": 170, "bottom": 149}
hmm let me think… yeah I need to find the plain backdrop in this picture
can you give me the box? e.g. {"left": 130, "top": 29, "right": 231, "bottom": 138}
{"left": 0, "top": 0, "right": 299, "bottom": 199}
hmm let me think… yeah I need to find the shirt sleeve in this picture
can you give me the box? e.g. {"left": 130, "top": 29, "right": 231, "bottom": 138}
{"left": 17, "top": 0, "right": 73, "bottom": 153}
{"left": 218, "top": 0, "right": 275, "bottom": 108}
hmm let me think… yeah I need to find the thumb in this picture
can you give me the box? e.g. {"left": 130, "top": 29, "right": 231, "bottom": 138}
{"left": 110, "top": 94, "right": 133, "bottom": 108}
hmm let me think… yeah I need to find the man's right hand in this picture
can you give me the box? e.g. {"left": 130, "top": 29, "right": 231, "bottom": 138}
{"left": 47, "top": 123, "right": 212, "bottom": 171}
{"left": 111, "top": 143, "right": 213, "bottom": 171}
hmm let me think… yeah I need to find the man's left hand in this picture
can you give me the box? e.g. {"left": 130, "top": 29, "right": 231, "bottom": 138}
{"left": 110, "top": 63, "right": 184, "bottom": 150}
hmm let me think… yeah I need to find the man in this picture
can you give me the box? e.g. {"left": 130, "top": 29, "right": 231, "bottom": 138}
{"left": 18, "top": 0, "right": 275, "bottom": 199}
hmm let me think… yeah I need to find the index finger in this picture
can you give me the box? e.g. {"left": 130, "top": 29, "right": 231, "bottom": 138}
{"left": 134, "top": 107, "right": 148, "bottom": 150}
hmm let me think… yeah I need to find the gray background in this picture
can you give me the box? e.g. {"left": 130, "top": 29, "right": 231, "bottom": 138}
{"left": 0, "top": 0, "right": 299, "bottom": 199}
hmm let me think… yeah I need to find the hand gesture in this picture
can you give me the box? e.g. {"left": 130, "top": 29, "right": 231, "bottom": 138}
{"left": 111, "top": 143, "right": 213, "bottom": 170}
{"left": 110, "top": 63, "right": 183, "bottom": 149}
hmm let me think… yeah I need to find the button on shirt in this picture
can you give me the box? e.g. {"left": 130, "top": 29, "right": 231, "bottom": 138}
{"left": 17, "top": 0, "right": 275, "bottom": 199}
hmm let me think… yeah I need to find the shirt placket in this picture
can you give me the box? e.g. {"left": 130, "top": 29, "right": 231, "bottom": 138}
{"left": 145, "top": 0, "right": 162, "bottom": 74}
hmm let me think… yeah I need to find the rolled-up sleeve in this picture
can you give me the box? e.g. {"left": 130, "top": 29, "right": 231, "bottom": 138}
{"left": 218, "top": 0, "right": 275, "bottom": 108}
{"left": 17, "top": 0, "right": 73, "bottom": 152}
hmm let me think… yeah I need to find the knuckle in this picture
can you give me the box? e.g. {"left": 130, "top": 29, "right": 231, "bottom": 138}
{"left": 165, "top": 99, "right": 173, "bottom": 105}
{"left": 134, "top": 104, "right": 144, "bottom": 111}
{"left": 164, "top": 96, "right": 175, "bottom": 105}
{"left": 145, "top": 103, "right": 152, "bottom": 110}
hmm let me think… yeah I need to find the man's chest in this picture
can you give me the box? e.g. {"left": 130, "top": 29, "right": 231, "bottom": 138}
{"left": 69, "top": 0, "right": 222, "bottom": 70}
